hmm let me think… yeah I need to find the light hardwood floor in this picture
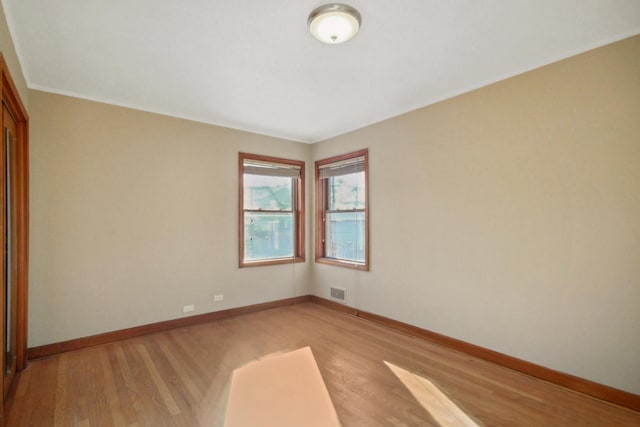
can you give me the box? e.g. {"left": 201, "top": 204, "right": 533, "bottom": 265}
{"left": 5, "top": 303, "right": 640, "bottom": 426}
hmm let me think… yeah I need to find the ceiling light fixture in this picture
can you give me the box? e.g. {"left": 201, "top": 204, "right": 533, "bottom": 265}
{"left": 308, "top": 4, "right": 361, "bottom": 44}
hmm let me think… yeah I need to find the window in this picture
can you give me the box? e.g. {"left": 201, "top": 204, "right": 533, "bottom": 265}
{"left": 315, "top": 149, "right": 369, "bottom": 270}
{"left": 239, "top": 153, "right": 305, "bottom": 267}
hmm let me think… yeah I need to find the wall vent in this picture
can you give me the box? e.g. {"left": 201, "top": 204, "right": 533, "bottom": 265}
{"left": 330, "top": 287, "right": 346, "bottom": 301}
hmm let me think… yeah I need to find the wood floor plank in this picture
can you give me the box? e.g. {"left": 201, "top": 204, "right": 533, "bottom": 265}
{"left": 111, "top": 343, "right": 142, "bottom": 426}
{"left": 156, "top": 335, "right": 203, "bottom": 404}
{"left": 25, "top": 357, "right": 58, "bottom": 426}
{"left": 119, "top": 340, "right": 171, "bottom": 426}
{"left": 6, "top": 303, "right": 640, "bottom": 426}
{"left": 98, "top": 348, "right": 128, "bottom": 426}
{"left": 53, "top": 355, "right": 71, "bottom": 427}
{"left": 135, "top": 343, "right": 181, "bottom": 416}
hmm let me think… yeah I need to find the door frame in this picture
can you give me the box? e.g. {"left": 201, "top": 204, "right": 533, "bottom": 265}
{"left": 0, "top": 54, "right": 29, "bottom": 399}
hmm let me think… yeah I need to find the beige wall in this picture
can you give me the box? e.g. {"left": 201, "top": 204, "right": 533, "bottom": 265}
{"left": 0, "top": 2, "right": 28, "bottom": 110}
{"left": 29, "top": 90, "right": 312, "bottom": 347}
{"left": 312, "top": 35, "right": 640, "bottom": 394}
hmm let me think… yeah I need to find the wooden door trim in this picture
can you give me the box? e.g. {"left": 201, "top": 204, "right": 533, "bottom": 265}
{"left": 0, "top": 54, "right": 29, "bottom": 376}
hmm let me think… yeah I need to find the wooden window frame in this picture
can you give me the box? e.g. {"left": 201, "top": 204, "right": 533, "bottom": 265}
{"left": 239, "top": 153, "right": 305, "bottom": 268}
{"left": 315, "top": 149, "right": 369, "bottom": 271}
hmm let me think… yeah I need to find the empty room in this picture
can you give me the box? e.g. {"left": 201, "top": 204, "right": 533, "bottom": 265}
{"left": 0, "top": 0, "right": 639, "bottom": 425}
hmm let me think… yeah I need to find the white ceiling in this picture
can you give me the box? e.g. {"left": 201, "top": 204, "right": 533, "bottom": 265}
{"left": 4, "top": 1, "right": 640, "bottom": 143}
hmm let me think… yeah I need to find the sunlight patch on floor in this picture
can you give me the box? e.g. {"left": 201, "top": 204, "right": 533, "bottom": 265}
{"left": 223, "top": 347, "right": 342, "bottom": 427}
{"left": 385, "top": 361, "right": 479, "bottom": 427}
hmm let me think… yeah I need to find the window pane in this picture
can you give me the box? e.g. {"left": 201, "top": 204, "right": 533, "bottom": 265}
{"left": 244, "top": 174, "right": 292, "bottom": 211}
{"left": 244, "top": 212, "right": 294, "bottom": 260}
{"left": 325, "top": 211, "right": 365, "bottom": 263}
{"left": 328, "top": 172, "right": 365, "bottom": 211}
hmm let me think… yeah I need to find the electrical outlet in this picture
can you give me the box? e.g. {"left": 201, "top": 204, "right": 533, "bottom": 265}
{"left": 183, "top": 304, "right": 195, "bottom": 313}
{"left": 214, "top": 294, "right": 224, "bottom": 302}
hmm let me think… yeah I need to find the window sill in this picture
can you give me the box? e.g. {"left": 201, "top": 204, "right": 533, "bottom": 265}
{"left": 240, "top": 257, "right": 305, "bottom": 268}
{"left": 315, "top": 257, "right": 369, "bottom": 271}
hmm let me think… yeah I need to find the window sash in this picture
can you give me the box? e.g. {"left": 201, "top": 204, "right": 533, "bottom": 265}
{"left": 326, "top": 172, "right": 365, "bottom": 211}
{"left": 325, "top": 209, "right": 365, "bottom": 213}
{"left": 243, "top": 174, "right": 293, "bottom": 211}
{"left": 324, "top": 211, "right": 366, "bottom": 263}
{"left": 244, "top": 208, "right": 294, "bottom": 213}
{"left": 244, "top": 211, "right": 295, "bottom": 261}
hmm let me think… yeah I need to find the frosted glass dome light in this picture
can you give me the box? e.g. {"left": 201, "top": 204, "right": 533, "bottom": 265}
{"left": 308, "top": 4, "right": 361, "bottom": 44}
